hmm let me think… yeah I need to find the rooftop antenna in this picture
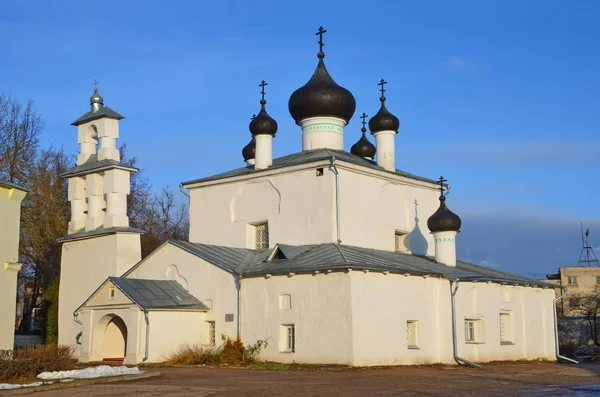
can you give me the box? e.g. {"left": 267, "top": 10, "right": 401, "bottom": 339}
{"left": 577, "top": 220, "right": 600, "bottom": 267}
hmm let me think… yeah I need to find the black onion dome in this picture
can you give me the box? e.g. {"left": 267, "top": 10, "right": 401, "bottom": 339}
{"left": 427, "top": 196, "right": 462, "bottom": 233}
{"left": 242, "top": 137, "right": 255, "bottom": 162}
{"left": 369, "top": 99, "right": 400, "bottom": 134}
{"left": 351, "top": 127, "right": 376, "bottom": 159}
{"left": 249, "top": 99, "right": 278, "bottom": 136}
{"left": 288, "top": 53, "right": 356, "bottom": 124}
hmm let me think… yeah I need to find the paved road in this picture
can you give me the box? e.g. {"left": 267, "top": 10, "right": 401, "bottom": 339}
{"left": 30, "top": 362, "right": 600, "bottom": 396}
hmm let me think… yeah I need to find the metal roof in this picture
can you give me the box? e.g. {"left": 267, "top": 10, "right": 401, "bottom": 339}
{"left": 61, "top": 159, "right": 138, "bottom": 178}
{"left": 168, "top": 240, "right": 553, "bottom": 288}
{"left": 57, "top": 226, "right": 145, "bottom": 243}
{"left": 109, "top": 277, "right": 209, "bottom": 310}
{"left": 181, "top": 149, "right": 438, "bottom": 186}
{"left": 0, "top": 180, "right": 28, "bottom": 192}
{"left": 71, "top": 106, "right": 124, "bottom": 126}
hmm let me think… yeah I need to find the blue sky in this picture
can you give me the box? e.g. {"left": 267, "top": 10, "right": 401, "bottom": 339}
{"left": 1, "top": 0, "right": 598, "bottom": 276}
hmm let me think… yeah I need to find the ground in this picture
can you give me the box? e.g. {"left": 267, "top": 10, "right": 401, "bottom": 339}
{"left": 26, "top": 362, "right": 600, "bottom": 396}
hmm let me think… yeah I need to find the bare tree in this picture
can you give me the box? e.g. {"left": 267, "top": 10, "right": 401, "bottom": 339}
{"left": 567, "top": 291, "right": 600, "bottom": 346}
{"left": 0, "top": 95, "right": 42, "bottom": 185}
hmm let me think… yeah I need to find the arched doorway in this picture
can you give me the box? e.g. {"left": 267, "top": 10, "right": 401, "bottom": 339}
{"left": 93, "top": 314, "right": 128, "bottom": 361}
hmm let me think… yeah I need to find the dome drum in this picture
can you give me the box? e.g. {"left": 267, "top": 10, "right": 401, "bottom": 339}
{"left": 299, "top": 116, "right": 345, "bottom": 151}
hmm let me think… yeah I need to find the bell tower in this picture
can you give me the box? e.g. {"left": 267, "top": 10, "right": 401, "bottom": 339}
{"left": 58, "top": 84, "right": 143, "bottom": 355}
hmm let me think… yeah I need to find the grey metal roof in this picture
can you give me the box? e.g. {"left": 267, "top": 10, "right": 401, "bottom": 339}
{"left": 71, "top": 106, "right": 124, "bottom": 126}
{"left": 57, "top": 226, "right": 145, "bottom": 243}
{"left": 182, "top": 149, "right": 438, "bottom": 186}
{"left": 109, "top": 277, "right": 209, "bottom": 310}
{"left": 0, "top": 180, "right": 28, "bottom": 192}
{"left": 61, "top": 159, "right": 138, "bottom": 178}
{"left": 168, "top": 240, "right": 553, "bottom": 288}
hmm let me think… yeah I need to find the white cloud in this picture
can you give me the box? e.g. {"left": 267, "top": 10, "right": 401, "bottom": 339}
{"left": 479, "top": 259, "right": 498, "bottom": 269}
{"left": 443, "top": 56, "right": 466, "bottom": 68}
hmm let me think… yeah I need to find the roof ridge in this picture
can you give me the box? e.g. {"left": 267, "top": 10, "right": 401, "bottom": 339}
{"left": 334, "top": 244, "right": 349, "bottom": 264}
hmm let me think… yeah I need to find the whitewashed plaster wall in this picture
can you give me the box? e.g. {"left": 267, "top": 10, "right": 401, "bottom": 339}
{"left": 0, "top": 185, "right": 26, "bottom": 351}
{"left": 146, "top": 311, "right": 205, "bottom": 362}
{"left": 125, "top": 243, "right": 239, "bottom": 342}
{"left": 454, "top": 282, "right": 556, "bottom": 362}
{"left": 58, "top": 233, "right": 141, "bottom": 354}
{"left": 241, "top": 272, "right": 354, "bottom": 365}
{"left": 188, "top": 169, "right": 336, "bottom": 248}
{"left": 349, "top": 272, "right": 451, "bottom": 366}
{"left": 337, "top": 170, "right": 439, "bottom": 255}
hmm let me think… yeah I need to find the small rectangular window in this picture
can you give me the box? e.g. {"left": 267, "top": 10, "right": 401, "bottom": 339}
{"left": 281, "top": 324, "right": 295, "bottom": 353}
{"left": 567, "top": 276, "right": 578, "bottom": 285}
{"left": 406, "top": 320, "right": 419, "bottom": 349}
{"left": 465, "top": 319, "right": 484, "bottom": 344}
{"left": 279, "top": 294, "right": 291, "bottom": 310}
{"left": 207, "top": 321, "right": 216, "bottom": 346}
{"left": 254, "top": 222, "right": 269, "bottom": 250}
{"left": 225, "top": 313, "right": 234, "bottom": 322}
{"left": 109, "top": 287, "right": 115, "bottom": 299}
{"left": 499, "top": 313, "right": 513, "bottom": 345}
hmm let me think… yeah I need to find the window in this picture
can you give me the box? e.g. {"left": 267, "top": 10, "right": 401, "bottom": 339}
{"left": 406, "top": 321, "right": 418, "bottom": 349}
{"left": 499, "top": 313, "right": 513, "bottom": 345}
{"left": 465, "top": 319, "right": 484, "bottom": 344}
{"left": 254, "top": 222, "right": 269, "bottom": 250}
{"left": 567, "top": 276, "right": 578, "bottom": 285}
{"left": 225, "top": 313, "right": 234, "bottom": 322}
{"left": 279, "top": 294, "right": 291, "bottom": 310}
{"left": 206, "top": 321, "right": 216, "bottom": 346}
{"left": 395, "top": 231, "right": 408, "bottom": 252}
{"left": 109, "top": 287, "right": 115, "bottom": 299}
{"left": 316, "top": 167, "right": 324, "bottom": 176}
{"left": 281, "top": 325, "right": 295, "bottom": 352}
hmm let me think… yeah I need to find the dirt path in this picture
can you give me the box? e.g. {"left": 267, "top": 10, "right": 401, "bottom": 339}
{"left": 28, "top": 362, "right": 600, "bottom": 396}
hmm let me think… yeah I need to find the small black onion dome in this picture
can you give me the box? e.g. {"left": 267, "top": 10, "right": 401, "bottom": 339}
{"left": 242, "top": 137, "right": 255, "bottom": 162}
{"left": 427, "top": 195, "right": 462, "bottom": 233}
{"left": 369, "top": 98, "right": 400, "bottom": 134}
{"left": 288, "top": 52, "right": 356, "bottom": 124}
{"left": 249, "top": 99, "right": 278, "bottom": 136}
{"left": 90, "top": 87, "right": 103, "bottom": 106}
{"left": 351, "top": 127, "right": 376, "bottom": 159}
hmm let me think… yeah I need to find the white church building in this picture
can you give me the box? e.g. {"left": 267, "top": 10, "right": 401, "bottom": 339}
{"left": 58, "top": 29, "right": 559, "bottom": 366}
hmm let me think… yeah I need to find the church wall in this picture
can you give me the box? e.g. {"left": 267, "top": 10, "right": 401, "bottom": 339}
{"left": 349, "top": 272, "right": 453, "bottom": 366}
{"left": 125, "top": 243, "right": 239, "bottom": 344}
{"left": 58, "top": 233, "right": 141, "bottom": 354}
{"left": 188, "top": 168, "right": 336, "bottom": 248}
{"left": 146, "top": 311, "right": 206, "bottom": 362}
{"left": 454, "top": 282, "right": 556, "bottom": 362}
{"left": 337, "top": 169, "right": 439, "bottom": 255}
{"left": 0, "top": 186, "right": 26, "bottom": 351}
{"left": 240, "top": 272, "right": 354, "bottom": 365}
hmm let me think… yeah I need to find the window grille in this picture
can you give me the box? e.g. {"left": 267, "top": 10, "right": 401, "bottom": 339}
{"left": 499, "top": 313, "right": 512, "bottom": 344}
{"left": 254, "top": 222, "right": 269, "bottom": 250}
{"left": 567, "top": 276, "right": 578, "bottom": 285}
{"left": 286, "top": 325, "right": 295, "bottom": 352}
{"left": 465, "top": 320, "right": 476, "bottom": 343}
{"left": 207, "top": 321, "right": 216, "bottom": 346}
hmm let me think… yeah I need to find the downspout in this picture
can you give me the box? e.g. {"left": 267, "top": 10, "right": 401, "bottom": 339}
{"left": 73, "top": 311, "right": 83, "bottom": 326}
{"left": 553, "top": 286, "right": 578, "bottom": 364}
{"left": 179, "top": 183, "right": 190, "bottom": 198}
{"left": 328, "top": 151, "right": 341, "bottom": 244}
{"left": 143, "top": 309, "right": 150, "bottom": 362}
{"left": 450, "top": 279, "right": 482, "bottom": 368}
{"left": 235, "top": 274, "right": 242, "bottom": 339}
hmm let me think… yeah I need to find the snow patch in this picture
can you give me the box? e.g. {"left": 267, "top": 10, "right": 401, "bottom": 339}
{"left": 38, "top": 365, "right": 144, "bottom": 380}
{"left": 0, "top": 381, "right": 53, "bottom": 390}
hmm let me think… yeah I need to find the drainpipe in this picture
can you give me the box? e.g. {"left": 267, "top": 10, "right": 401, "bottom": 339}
{"left": 553, "top": 286, "right": 578, "bottom": 364}
{"left": 235, "top": 274, "right": 242, "bottom": 339}
{"left": 143, "top": 309, "right": 150, "bottom": 362}
{"left": 179, "top": 184, "right": 190, "bottom": 198}
{"left": 328, "top": 151, "right": 341, "bottom": 244}
{"left": 450, "top": 279, "right": 482, "bottom": 368}
{"left": 73, "top": 311, "right": 83, "bottom": 326}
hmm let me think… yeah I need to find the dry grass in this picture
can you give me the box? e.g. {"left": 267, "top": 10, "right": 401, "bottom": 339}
{"left": 166, "top": 345, "right": 220, "bottom": 366}
{"left": 0, "top": 345, "right": 75, "bottom": 383}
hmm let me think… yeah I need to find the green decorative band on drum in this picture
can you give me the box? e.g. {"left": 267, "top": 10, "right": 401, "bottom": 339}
{"left": 436, "top": 237, "right": 456, "bottom": 243}
{"left": 302, "top": 122, "right": 344, "bottom": 136}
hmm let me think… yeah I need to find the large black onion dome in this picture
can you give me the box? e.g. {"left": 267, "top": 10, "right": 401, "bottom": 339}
{"left": 249, "top": 99, "right": 278, "bottom": 136}
{"left": 427, "top": 195, "right": 462, "bottom": 233}
{"left": 242, "top": 136, "right": 255, "bottom": 162}
{"left": 288, "top": 53, "right": 356, "bottom": 124}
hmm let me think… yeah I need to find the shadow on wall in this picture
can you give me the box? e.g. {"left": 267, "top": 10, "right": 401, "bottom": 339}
{"left": 405, "top": 199, "right": 428, "bottom": 256}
